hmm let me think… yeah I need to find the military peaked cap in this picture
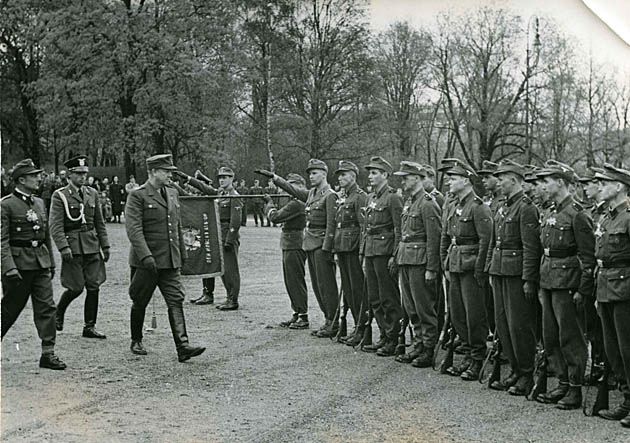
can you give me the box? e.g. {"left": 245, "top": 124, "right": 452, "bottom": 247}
{"left": 365, "top": 156, "right": 393, "bottom": 174}
{"left": 601, "top": 163, "right": 630, "bottom": 188}
{"left": 218, "top": 166, "right": 235, "bottom": 177}
{"left": 537, "top": 159, "right": 576, "bottom": 183}
{"left": 10, "top": 159, "right": 43, "bottom": 180}
{"left": 494, "top": 159, "right": 524, "bottom": 177}
{"left": 306, "top": 158, "right": 328, "bottom": 173}
{"left": 64, "top": 155, "right": 89, "bottom": 173}
{"left": 146, "top": 154, "right": 177, "bottom": 171}
{"left": 478, "top": 160, "right": 499, "bottom": 176}
{"left": 335, "top": 160, "right": 359, "bottom": 175}
{"left": 394, "top": 161, "right": 426, "bottom": 177}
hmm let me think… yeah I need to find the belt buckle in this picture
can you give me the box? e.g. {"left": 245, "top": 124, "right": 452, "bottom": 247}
{"left": 597, "top": 259, "right": 603, "bottom": 267}
{"left": 337, "top": 222, "right": 341, "bottom": 228}
{"left": 31, "top": 240, "right": 38, "bottom": 247}
{"left": 451, "top": 237, "right": 457, "bottom": 246}
{"left": 544, "top": 247, "right": 550, "bottom": 256}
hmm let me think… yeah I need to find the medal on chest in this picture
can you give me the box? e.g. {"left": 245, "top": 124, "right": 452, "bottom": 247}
{"left": 402, "top": 204, "right": 410, "bottom": 215}
{"left": 25, "top": 209, "right": 41, "bottom": 231}
{"left": 546, "top": 216, "right": 557, "bottom": 226}
{"left": 594, "top": 223, "right": 603, "bottom": 238}
{"left": 497, "top": 206, "right": 505, "bottom": 218}
{"left": 455, "top": 208, "right": 463, "bottom": 217}
{"left": 368, "top": 200, "right": 377, "bottom": 210}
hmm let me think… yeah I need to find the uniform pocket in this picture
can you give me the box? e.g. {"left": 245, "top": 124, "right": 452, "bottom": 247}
{"left": 608, "top": 229, "right": 629, "bottom": 252}
{"left": 500, "top": 249, "right": 523, "bottom": 275}
{"left": 458, "top": 217, "right": 476, "bottom": 236}
{"left": 605, "top": 267, "right": 630, "bottom": 301}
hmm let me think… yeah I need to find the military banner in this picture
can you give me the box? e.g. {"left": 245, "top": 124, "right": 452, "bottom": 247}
{"left": 180, "top": 196, "right": 224, "bottom": 278}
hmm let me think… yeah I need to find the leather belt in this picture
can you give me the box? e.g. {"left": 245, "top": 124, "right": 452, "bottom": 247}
{"left": 337, "top": 221, "right": 359, "bottom": 229}
{"left": 283, "top": 228, "right": 304, "bottom": 232}
{"left": 543, "top": 247, "right": 577, "bottom": 258}
{"left": 401, "top": 235, "right": 426, "bottom": 243}
{"left": 597, "top": 259, "right": 630, "bottom": 269}
{"left": 64, "top": 224, "right": 94, "bottom": 232}
{"left": 10, "top": 239, "right": 45, "bottom": 247}
{"left": 366, "top": 225, "right": 393, "bottom": 235}
{"left": 495, "top": 240, "right": 522, "bottom": 250}
{"left": 306, "top": 222, "right": 326, "bottom": 229}
{"left": 451, "top": 237, "right": 478, "bottom": 246}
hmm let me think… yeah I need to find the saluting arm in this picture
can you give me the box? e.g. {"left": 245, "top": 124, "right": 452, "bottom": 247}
{"left": 272, "top": 175, "right": 309, "bottom": 202}
{"left": 267, "top": 199, "right": 302, "bottom": 224}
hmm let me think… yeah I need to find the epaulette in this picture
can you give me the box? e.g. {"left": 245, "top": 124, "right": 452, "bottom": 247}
{"left": 473, "top": 196, "right": 483, "bottom": 204}
{"left": 388, "top": 186, "right": 397, "bottom": 194}
{"left": 424, "top": 193, "right": 433, "bottom": 201}
{"left": 357, "top": 188, "right": 367, "bottom": 195}
{"left": 522, "top": 194, "right": 532, "bottom": 204}
{"left": 572, "top": 201, "right": 583, "bottom": 211}
{"left": 1, "top": 194, "right": 12, "bottom": 202}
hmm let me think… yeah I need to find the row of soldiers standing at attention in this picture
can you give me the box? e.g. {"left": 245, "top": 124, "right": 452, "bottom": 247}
{"left": 257, "top": 155, "right": 630, "bottom": 428}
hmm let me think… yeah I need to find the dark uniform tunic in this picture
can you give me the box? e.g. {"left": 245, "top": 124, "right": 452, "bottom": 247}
{"left": 483, "top": 192, "right": 506, "bottom": 331}
{"left": 539, "top": 195, "right": 595, "bottom": 386}
{"left": 396, "top": 189, "right": 442, "bottom": 349}
{"left": 595, "top": 200, "right": 630, "bottom": 400}
{"left": 274, "top": 176, "right": 339, "bottom": 324}
{"left": 440, "top": 190, "right": 492, "bottom": 361}
{"left": 49, "top": 183, "right": 109, "bottom": 328}
{"left": 267, "top": 197, "right": 308, "bottom": 315}
{"left": 486, "top": 191, "right": 541, "bottom": 375}
{"left": 1, "top": 190, "right": 57, "bottom": 353}
{"left": 125, "top": 181, "right": 191, "bottom": 350}
{"left": 333, "top": 183, "right": 367, "bottom": 325}
{"left": 363, "top": 182, "right": 404, "bottom": 341}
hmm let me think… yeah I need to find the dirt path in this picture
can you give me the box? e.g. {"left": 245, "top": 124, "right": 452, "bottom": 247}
{"left": 1, "top": 223, "right": 626, "bottom": 442}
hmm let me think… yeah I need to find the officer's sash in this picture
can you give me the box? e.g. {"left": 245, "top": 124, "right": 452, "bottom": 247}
{"left": 180, "top": 197, "right": 224, "bottom": 277}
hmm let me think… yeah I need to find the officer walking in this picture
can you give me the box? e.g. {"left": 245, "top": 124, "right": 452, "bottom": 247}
{"left": 257, "top": 160, "right": 339, "bottom": 337}
{"left": 361, "top": 156, "right": 404, "bottom": 357}
{"left": 486, "top": 160, "right": 541, "bottom": 394}
{"left": 264, "top": 173, "right": 309, "bottom": 329}
{"left": 250, "top": 180, "right": 266, "bottom": 227}
{"left": 333, "top": 161, "right": 367, "bottom": 344}
{"left": 393, "top": 162, "right": 442, "bottom": 367}
{"left": 535, "top": 160, "right": 595, "bottom": 409}
{"left": 1, "top": 159, "right": 66, "bottom": 369}
{"left": 49, "top": 155, "right": 110, "bottom": 338}
{"left": 440, "top": 160, "right": 492, "bottom": 380}
{"left": 592, "top": 164, "right": 630, "bottom": 427}
{"left": 125, "top": 154, "right": 205, "bottom": 362}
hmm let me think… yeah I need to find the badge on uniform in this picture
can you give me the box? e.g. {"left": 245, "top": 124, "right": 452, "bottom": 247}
{"left": 25, "top": 209, "right": 39, "bottom": 223}
{"left": 148, "top": 204, "right": 154, "bottom": 208}
{"left": 455, "top": 208, "right": 463, "bottom": 216}
{"left": 498, "top": 207, "right": 505, "bottom": 218}
{"left": 594, "top": 223, "right": 603, "bottom": 238}
{"left": 368, "top": 201, "right": 377, "bottom": 210}
{"left": 546, "top": 216, "right": 556, "bottom": 226}
{"left": 402, "top": 205, "right": 409, "bottom": 214}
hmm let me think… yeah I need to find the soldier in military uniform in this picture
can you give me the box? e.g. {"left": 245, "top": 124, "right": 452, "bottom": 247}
{"left": 332, "top": 161, "right": 367, "bottom": 344}
{"left": 440, "top": 161, "right": 492, "bottom": 380}
{"left": 420, "top": 165, "right": 445, "bottom": 208}
{"left": 264, "top": 174, "right": 308, "bottom": 329}
{"left": 257, "top": 160, "right": 338, "bottom": 337}
{"left": 250, "top": 180, "right": 266, "bottom": 227}
{"left": 486, "top": 160, "right": 541, "bottom": 394}
{"left": 592, "top": 164, "right": 630, "bottom": 427}
{"left": 1, "top": 159, "right": 66, "bottom": 370}
{"left": 236, "top": 179, "right": 248, "bottom": 226}
{"left": 393, "top": 162, "right": 442, "bottom": 367}
{"left": 535, "top": 160, "right": 595, "bottom": 409}
{"left": 125, "top": 154, "right": 205, "bottom": 361}
{"left": 49, "top": 155, "right": 110, "bottom": 339}
{"left": 176, "top": 167, "right": 243, "bottom": 310}
{"left": 361, "top": 156, "right": 404, "bottom": 357}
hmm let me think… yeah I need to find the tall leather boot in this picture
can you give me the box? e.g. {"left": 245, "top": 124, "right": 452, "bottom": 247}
{"left": 83, "top": 290, "right": 106, "bottom": 338}
{"left": 193, "top": 279, "right": 214, "bottom": 304}
{"left": 130, "top": 305, "right": 145, "bottom": 344}
{"left": 56, "top": 289, "right": 81, "bottom": 331}
{"left": 556, "top": 386, "right": 582, "bottom": 410}
{"left": 169, "top": 307, "right": 205, "bottom": 362}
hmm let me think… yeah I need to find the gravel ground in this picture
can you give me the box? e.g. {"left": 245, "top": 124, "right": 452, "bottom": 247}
{"left": 1, "top": 222, "right": 627, "bottom": 442}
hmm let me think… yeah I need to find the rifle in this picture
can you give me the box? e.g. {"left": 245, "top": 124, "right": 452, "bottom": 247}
{"left": 358, "top": 309, "right": 373, "bottom": 349}
{"left": 479, "top": 329, "right": 501, "bottom": 386}
{"left": 583, "top": 362, "right": 610, "bottom": 417}
{"left": 433, "top": 274, "right": 453, "bottom": 372}
{"left": 335, "top": 295, "right": 349, "bottom": 343}
{"left": 396, "top": 314, "right": 409, "bottom": 356}
{"left": 527, "top": 346, "right": 547, "bottom": 401}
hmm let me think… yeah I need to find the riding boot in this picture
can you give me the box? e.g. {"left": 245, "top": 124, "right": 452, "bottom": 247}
{"left": 56, "top": 289, "right": 82, "bottom": 331}
{"left": 167, "top": 306, "right": 189, "bottom": 350}
{"left": 82, "top": 290, "right": 106, "bottom": 338}
{"left": 130, "top": 305, "right": 146, "bottom": 343}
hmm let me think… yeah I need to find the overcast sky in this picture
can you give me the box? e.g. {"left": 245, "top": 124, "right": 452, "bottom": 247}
{"left": 369, "top": 0, "right": 630, "bottom": 73}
